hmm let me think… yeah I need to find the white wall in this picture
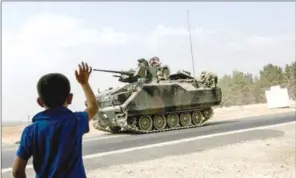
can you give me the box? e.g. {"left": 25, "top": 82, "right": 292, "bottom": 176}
{"left": 265, "top": 85, "right": 290, "bottom": 109}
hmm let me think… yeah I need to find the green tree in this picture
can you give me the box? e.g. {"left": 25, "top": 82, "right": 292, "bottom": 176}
{"left": 217, "top": 62, "right": 293, "bottom": 107}
{"left": 218, "top": 74, "right": 233, "bottom": 106}
{"left": 230, "top": 70, "right": 255, "bottom": 105}
{"left": 259, "top": 63, "right": 285, "bottom": 89}
{"left": 284, "top": 62, "right": 296, "bottom": 99}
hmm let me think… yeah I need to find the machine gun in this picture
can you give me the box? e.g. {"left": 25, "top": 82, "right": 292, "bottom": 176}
{"left": 93, "top": 69, "right": 134, "bottom": 76}
{"left": 93, "top": 69, "right": 139, "bottom": 83}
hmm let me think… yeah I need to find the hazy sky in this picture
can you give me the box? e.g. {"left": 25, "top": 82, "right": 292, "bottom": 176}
{"left": 2, "top": 2, "right": 295, "bottom": 122}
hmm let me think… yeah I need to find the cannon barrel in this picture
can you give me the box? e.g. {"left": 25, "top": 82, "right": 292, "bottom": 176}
{"left": 93, "top": 69, "right": 134, "bottom": 76}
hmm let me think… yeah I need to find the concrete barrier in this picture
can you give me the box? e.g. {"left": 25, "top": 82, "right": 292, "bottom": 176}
{"left": 265, "top": 85, "right": 290, "bottom": 109}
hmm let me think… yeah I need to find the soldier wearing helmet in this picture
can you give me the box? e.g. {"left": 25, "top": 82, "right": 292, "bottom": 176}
{"left": 149, "top": 56, "right": 162, "bottom": 67}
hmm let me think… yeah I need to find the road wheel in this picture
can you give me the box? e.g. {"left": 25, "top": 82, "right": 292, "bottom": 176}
{"left": 202, "top": 108, "right": 214, "bottom": 119}
{"left": 179, "top": 112, "right": 191, "bottom": 127}
{"left": 200, "top": 108, "right": 214, "bottom": 125}
{"left": 167, "top": 113, "right": 179, "bottom": 128}
{"left": 153, "top": 115, "right": 167, "bottom": 130}
{"left": 138, "top": 115, "right": 153, "bottom": 131}
{"left": 191, "top": 111, "right": 202, "bottom": 125}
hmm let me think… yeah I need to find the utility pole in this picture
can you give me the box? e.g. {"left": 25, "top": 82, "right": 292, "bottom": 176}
{"left": 187, "top": 10, "right": 196, "bottom": 77}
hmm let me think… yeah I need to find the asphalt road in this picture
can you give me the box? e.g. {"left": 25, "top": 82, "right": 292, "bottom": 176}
{"left": 2, "top": 111, "right": 295, "bottom": 175}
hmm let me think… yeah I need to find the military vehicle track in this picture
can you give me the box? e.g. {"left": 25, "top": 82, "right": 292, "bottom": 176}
{"left": 93, "top": 106, "right": 214, "bottom": 134}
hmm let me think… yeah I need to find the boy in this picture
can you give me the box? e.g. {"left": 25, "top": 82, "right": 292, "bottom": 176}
{"left": 12, "top": 62, "right": 99, "bottom": 178}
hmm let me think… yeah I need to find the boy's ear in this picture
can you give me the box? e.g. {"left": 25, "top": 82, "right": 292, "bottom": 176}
{"left": 67, "top": 93, "right": 73, "bottom": 105}
{"left": 37, "top": 98, "right": 44, "bottom": 108}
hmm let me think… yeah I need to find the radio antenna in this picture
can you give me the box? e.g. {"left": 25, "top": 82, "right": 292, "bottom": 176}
{"left": 187, "top": 10, "right": 196, "bottom": 77}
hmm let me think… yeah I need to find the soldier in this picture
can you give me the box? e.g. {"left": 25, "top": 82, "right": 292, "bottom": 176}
{"left": 149, "top": 56, "right": 162, "bottom": 67}
{"left": 149, "top": 56, "right": 171, "bottom": 81}
{"left": 137, "top": 58, "right": 149, "bottom": 67}
{"left": 200, "top": 71, "right": 218, "bottom": 87}
{"left": 133, "top": 58, "right": 151, "bottom": 80}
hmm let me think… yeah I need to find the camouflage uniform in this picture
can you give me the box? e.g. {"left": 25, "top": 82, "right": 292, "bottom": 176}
{"left": 200, "top": 71, "right": 218, "bottom": 88}
{"left": 149, "top": 56, "right": 170, "bottom": 81}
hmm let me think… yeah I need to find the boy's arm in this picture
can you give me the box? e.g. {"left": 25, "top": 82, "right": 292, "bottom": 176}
{"left": 12, "top": 157, "right": 28, "bottom": 178}
{"left": 75, "top": 62, "right": 98, "bottom": 121}
{"left": 12, "top": 127, "right": 31, "bottom": 178}
{"left": 81, "top": 82, "right": 99, "bottom": 120}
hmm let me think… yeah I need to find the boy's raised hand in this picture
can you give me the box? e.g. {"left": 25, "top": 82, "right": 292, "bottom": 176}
{"left": 75, "top": 62, "right": 98, "bottom": 120}
{"left": 75, "top": 62, "right": 92, "bottom": 85}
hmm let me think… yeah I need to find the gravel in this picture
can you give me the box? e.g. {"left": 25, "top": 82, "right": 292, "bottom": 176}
{"left": 86, "top": 123, "right": 296, "bottom": 178}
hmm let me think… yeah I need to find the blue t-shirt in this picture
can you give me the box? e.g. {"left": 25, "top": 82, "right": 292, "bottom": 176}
{"left": 16, "top": 106, "right": 89, "bottom": 178}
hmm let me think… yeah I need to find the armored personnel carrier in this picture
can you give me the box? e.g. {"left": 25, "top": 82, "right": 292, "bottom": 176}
{"left": 90, "top": 58, "right": 222, "bottom": 134}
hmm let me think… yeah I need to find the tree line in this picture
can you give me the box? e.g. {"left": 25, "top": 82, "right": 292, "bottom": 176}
{"left": 217, "top": 61, "right": 296, "bottom": 107}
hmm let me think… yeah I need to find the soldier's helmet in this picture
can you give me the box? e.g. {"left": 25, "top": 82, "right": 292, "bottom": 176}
{"left": 201, "top": 71, "right": 206, "bottom": 77}
{"left": 149, "top": 57, "right": 155, "bottom": 65}
{"left": 138, "top": 58, "right": 149, "bottom": 67}
{"left": 149, "top": 56, "right": 161, "bottom": 67}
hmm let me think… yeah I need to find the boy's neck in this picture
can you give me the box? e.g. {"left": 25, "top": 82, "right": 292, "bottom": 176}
{"left": 44, "top": 104, "right": 69, "bottom": 110}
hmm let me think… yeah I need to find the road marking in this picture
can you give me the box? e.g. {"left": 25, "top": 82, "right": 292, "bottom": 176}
{"left": 83, "top": 134, "right": 127, "bottom": 142}
{"left": 2, "top": 134, "right": 127, "bottom": 152}
{"left": 2, "top": 121, "right": 294, "bottom": 173}
{"left": 1, "top": 148, "right": 18, "bottom": 152}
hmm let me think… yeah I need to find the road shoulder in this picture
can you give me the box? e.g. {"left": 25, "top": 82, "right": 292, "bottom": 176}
{"left": 86, "top": 122, "right": 295, "bottom": 178}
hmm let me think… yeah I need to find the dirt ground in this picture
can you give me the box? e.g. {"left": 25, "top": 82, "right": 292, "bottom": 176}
{"left": 2, "top": 120, "right": 107, "bottom": 146}
{"left": 2, "top": 103, "right": 295, "bottom": 146}
{"left": 86, "top": 122, "right": 296, "bottom": 178}
{"left": 213, "top": 104, "right": 295, "bottom": 121}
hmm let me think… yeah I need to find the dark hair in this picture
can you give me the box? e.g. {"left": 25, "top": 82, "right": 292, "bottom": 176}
{"left": 37, "top": 73, "right": 71, "bottom": 108}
